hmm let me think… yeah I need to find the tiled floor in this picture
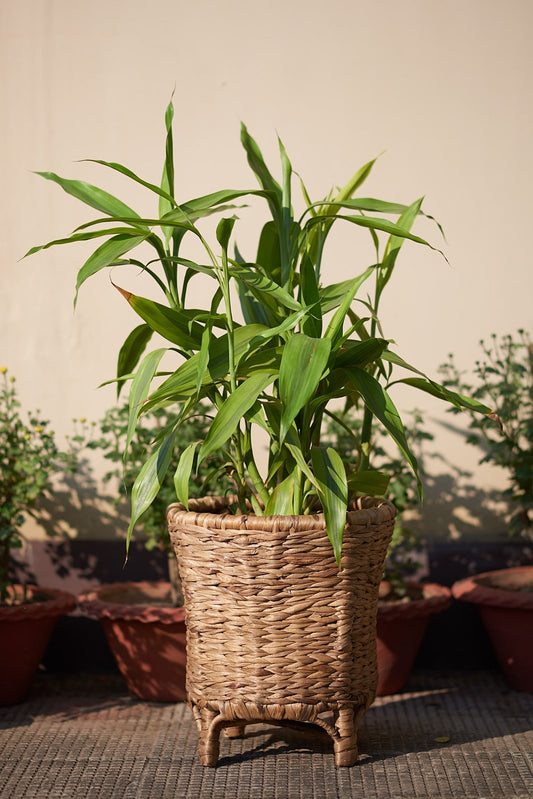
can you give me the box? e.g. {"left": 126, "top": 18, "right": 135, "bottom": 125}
{"left": 0, "top": 670, "right": 532, "bottom": 798}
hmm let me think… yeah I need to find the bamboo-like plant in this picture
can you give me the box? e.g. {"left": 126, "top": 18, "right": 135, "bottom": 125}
{"left": 27, "top": 99, "right": 493, "bottom": 565}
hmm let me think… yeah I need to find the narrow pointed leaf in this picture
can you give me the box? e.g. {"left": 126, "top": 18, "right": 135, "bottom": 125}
{"left": 173, "top": 440, "right": 200, "bottom": 509}
{"left": 116, "top": 324, "right": 153, "bottom": 398}
{"left": 125, "top": 347, "right": 167, "bottom": 459}
{"left": 344, "top": 367, "right": 420, "bottom": 485}
{"left": 319, "top": 268, "right": 377, "bottom": 314}
{"left": 393, "top": 377, "right": 494, "bottom": 415}
{"left": 75, "top": 234, "right": 149, "bottom": 300}
{"left": 114, "top": 285, "right": 204, "bottom": 350}
{"left": 198, "top": 371, "right": 275, "bottom": 463}
{"left": 264, "top": 473, "right": 296, "bottom": 516}
{"left": 229, "top": 262, "right": 302, "bottom": 312}
{"left": 346, "top": 469, "right": 390, "bottom": 497}
{"left": 279, "top": 334, "right": 331, "bottom": 442}
{"left": 34, "top": 171, "right": 140, "bottom": 218}
{"left": 324, "top": 265, "right": 377, "bottom": 344}
{"left": 24, "top": 226, "right": 149, "bottom": 259}
{"left": 127, "top": 430, "right": 176, "bottom": 549}
{"left": 311, "top": 446, "right": 348, "bottom": 566}
{"left": 146, "top": 324, "right": 268, "bottom": 405}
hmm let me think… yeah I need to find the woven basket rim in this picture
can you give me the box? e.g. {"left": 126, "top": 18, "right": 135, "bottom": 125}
{"left": 167, "top": 495, "right": 395, "bottom": 532}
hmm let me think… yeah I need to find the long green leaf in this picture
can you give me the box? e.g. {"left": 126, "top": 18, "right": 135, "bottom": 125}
{"left": 23, "top": 226, "right": 149, "bottom": 259}
{"left": 307, "top": 213, "right": 445, "bottom": 258}
{"left": 125, "top": 347, "right": 167, "bottom": 459}
{"left": 114, "top": 286, "right": 204, "bottom": 350}
{"left": 324, "top": 265, "right": 377, "bottom": 345}
{"left": 198, "top": 371, "right": 275, "bottom": 463}
{"left": 34, "top": 171, "right": 140, "bottom": 218}
{"left": 75, "top": 234, "right": 149, "bottom": 300}
{"left": 334, "top": 338, "right": 388, "bottom": 369}
{"left": 319, "top": 269, "right": 377, "bottom": 315}
{"left": 160, "top": 99, "right": 176, "bottom": 248}
{"left": 116, "top": 324, "right": 153, "bottom": 399}
{"left": 343, "top": 366, "right": 420, "bottom": 488}
{"left": 382, "top": 350, "right": 494, "bottom": 414}
{"left": 346, "top": 469, "right": 390, "bottom": 497}
{"left": 264, "top": 472, "right": 296, "bottom": 515}
{"left": 173, "top": 440, "right": 200, "bottom": 509}
{"left": 279, "top": 334, "right": 331, "bottom": 443}
{"left": 311, "top": 446, "right": 348, "bottom": 567}
{"left": 145, "top": 323, "right": 269, "bottom": 406}
{"left": 393, "top": 377, "right": 494, "bottom": 415}
{"left": 229, "top": 262, "right": 302, "bottom": 312}
{"left": 126, "top": 429, "right": 176, "bottom": 550}
{"left": 240, "top": 124, "right": 282, "bottom": 215}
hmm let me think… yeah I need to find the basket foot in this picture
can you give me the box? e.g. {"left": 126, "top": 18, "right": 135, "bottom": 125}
{"left": 223, "top": 724, "right": 246, "bottom": 738}
{"left": 331, "top": 705, "right": 366, "bottom": 767}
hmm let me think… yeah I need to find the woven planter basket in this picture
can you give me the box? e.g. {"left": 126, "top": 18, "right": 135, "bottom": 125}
{"left": 167, "top": 495, "right": 395, "bottom": 767}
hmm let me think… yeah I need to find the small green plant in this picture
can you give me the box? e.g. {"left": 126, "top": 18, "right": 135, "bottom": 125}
{"left": 439, "top": 331, "right": 533, "bottom": 538}
{"left": 28, "top": 98, "right": 494, "bottom": 565}
{"left": 0, "top": 368, "right": 82, "bottom": 605}
{"left": 325, "top": 408, "right": 432, "bottom": 597}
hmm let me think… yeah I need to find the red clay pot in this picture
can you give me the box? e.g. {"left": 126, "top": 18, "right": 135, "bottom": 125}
{"left": 79, "top": 582, "right": 186, "bottom": 702}
{"left": 452, "top": 566, "right": 533, "bottom": 693}
{"left": 0, "top": 586, "right": 77, "bottom": 705}
{"left": 376, "top": 582, "right": 451, "bottom": 695}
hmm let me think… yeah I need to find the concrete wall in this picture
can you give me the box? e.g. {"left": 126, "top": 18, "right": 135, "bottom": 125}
{"left": 2, "top": 0, "right": 532, "bottom": 543}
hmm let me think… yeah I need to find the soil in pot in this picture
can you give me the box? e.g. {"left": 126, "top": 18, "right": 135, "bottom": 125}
{"left": 0, "top": 586, "right": 77, "bottom": 705}
{"left": 78, "top": 582, "right": 186, "bottom": 702}
{"left": 376, "top": 582, "right": 451, "bottom": 696}
{"left": 452, "top": 566, "right": 533, "bottom": 692}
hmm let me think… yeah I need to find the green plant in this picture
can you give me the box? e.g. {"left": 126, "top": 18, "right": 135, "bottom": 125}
{"left": 325, "top": 407, "right": 432, "bottom": 597}
{"left": 88, "top": 398, "right": 232, "bottom": 553}
{"left": 28, "top": 99, "right": 493, "bottom": 565}
{"left": 0, "top": 368, "right": 81, "bottom": 604}
{"left": 439, "top": 331, "right": 533, "bottom": 538}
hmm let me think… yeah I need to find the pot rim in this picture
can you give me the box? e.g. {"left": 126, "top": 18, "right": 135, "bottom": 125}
{"left": 452, "top": 566, "right": 533, "bottom": 609}
{"left": 78, "top": 581, "right": 185, "bottom": 624}
{"left": 378, "top": 581, "right": 451, "bottom": 620}
{"left": 0, "top": 586, "right": 77, "bottom": 621}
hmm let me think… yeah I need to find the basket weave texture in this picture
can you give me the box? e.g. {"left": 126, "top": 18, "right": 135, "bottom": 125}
{"left": 167, "top": 496, "right": 395, "bottom": 767}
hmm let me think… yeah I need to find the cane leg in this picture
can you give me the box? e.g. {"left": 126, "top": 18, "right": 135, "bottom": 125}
{"left": 332, "top": 706, "right": 364, "bottom": 767}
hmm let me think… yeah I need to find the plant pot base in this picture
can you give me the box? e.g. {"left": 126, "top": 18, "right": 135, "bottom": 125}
{"left": 453, "top": 566, "right": 533, "bottom": 693}
{"left": 0, "top": 587, "right": 76, "bottom": 705}
{"left": 377, "top": 583, "right": 451, "bottom": 695}
{"left": 79, "top": 582, "right": 186, "bottom": 703}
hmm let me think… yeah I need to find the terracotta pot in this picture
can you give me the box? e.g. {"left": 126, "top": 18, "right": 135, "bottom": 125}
{"left": 0, "top": 586, "right": 77, "bottom": 705}
{"left": 79, "top": 582, "right": 186, "bottom": 702}
{"left": 452, "top": 566, "right": 533, "bottom": 692}
{"left": 376, "top": 582, "right": 451, "bottom": 695}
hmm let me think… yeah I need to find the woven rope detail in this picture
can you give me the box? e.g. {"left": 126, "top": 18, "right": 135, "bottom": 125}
{"left": 167, "top": 497, "right": 395, "bottom": 709}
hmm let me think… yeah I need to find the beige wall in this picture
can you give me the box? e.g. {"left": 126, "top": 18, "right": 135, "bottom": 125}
{"left": 2, "top": 0, "right": 532, "bottom": 541}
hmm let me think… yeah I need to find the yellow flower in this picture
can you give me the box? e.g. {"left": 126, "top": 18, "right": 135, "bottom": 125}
{"left": 0, "top": 366, "right": 7, "bottom": 373}
{"left": 34, "top": 425, "right": 44, "bottom": 433}
{"left": 79, "top": 417, "right": 87, "bottom": 423}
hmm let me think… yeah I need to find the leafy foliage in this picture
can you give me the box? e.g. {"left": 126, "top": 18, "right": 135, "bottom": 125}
{"left": 439, "top": 331, "right": 533, "bottom": 538}
{"left": 29, "top": 100, "right": 493, "bottom": 565}
{"left": 88, "top": 399, "right": 233, "bottom": 553}
{"left": 324, "top": 408, "right": 432, "bottom": 596}
{"left": 0, "top": 369, "right": 82, "bottom": 604}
